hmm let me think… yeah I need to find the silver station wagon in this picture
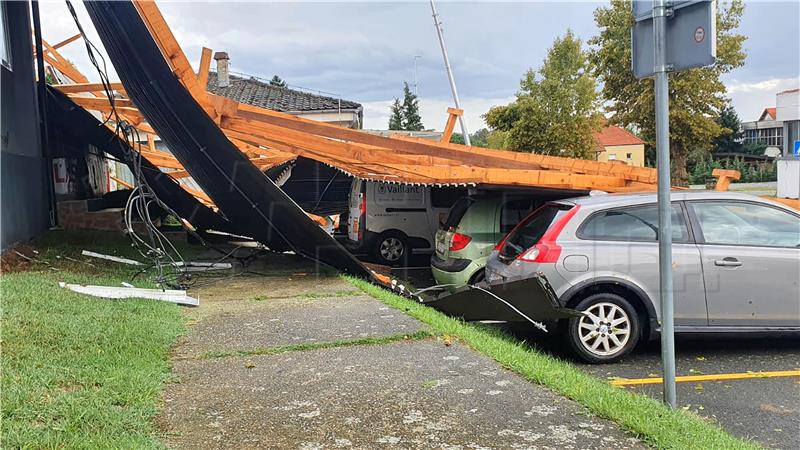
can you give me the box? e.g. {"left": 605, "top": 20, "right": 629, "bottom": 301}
{"left": 485, "top": 191, "right": 800, "bottom": 363}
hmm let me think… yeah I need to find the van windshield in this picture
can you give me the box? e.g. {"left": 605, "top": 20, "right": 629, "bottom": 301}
{"left": 499, "top": 204, "right": 572, "bottom": 259}
{"left": 442, "top": 197, "right": 475, "bottom": 229}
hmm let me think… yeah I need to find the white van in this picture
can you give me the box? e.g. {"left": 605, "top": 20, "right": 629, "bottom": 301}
{"left": 347, "top": 179, "right": 466, "bottom": 265}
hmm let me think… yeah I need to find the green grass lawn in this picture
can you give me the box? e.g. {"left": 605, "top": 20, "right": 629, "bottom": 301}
{"left": 1, "top": 231, "right": 191, "bottom": 448}
{"left": 347, "top": 276, "right": 762, "bottom": 450}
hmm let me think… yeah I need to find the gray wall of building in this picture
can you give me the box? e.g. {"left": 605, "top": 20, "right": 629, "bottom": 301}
{"left": 1, "top": 1, "right": 50, "bottom": 250}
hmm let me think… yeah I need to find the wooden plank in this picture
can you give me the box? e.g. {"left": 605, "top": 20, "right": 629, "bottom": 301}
{"left": 440, "top": 108, "right": 462, "bottom": 144}
{"left": 712, "top": 168, "right": 741, "bottom": 192}
{"left": 55, "top": 82, "right": 125, "bottom": 94}
{"left": 52, "top": 33, "right": 81, "bottom": 50}
{"left": 133, "top": 1, "right": 213, "bottom": 114}
{"left": 67, "top": 95, "right": 135, "bottom": 109}
{"left": 110, "top": 176, "right": 134, "bottom": 189}
{"left": 222, "top": 115, "right": 464, "bottom": 167}
{"left": 234, "top": 104, "right": 545, "bottom": 171}
{"left": 42, "top": 50, "right": 88, "bottom": 84}
{"left": 69, "top": 99, "right": 145, "bottom": 123}
{"left": 764, "top": 197, "right": 800, "bottom": 211}
{"left": 393, "top": 135, "right": 659, "bottom": 184}
{"left": 440, "top": 116, "right": 458, "bottom": 144}
{"left": 197, "top": 47, "right": 213, "bottom": 89}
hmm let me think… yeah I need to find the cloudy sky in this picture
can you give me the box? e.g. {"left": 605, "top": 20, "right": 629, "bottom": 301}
{"left": 41, "top": 1, "right": 799, "bottom": 131}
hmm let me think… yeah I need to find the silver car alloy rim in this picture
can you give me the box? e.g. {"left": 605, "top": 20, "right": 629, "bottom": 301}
{"left": 578, "top": 302, "right": 631, "bottom": 356}
{"left": 380, "top": 237, "right": 404, "bottom": 262}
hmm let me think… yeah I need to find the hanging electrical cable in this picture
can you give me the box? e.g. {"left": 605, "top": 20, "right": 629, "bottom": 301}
{"left": 65, "top": 0, "right": 192, "bottom": 288}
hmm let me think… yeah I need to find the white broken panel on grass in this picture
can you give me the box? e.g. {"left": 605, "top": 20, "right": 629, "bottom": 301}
{"left": 59, "top": 282, "right": 199, "bottom": 306}
{"left": 81, "top": 250, "right": 144, "bottom": 266}
{"left": 173, "top": 261, "right": 233, "bottom": 272}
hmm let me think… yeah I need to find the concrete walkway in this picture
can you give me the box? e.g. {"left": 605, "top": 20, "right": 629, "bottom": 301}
{"left": 159, "top": 254, "right": 643, "bottom": 449}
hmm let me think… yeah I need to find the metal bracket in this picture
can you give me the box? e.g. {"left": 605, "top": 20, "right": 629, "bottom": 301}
{"left": 652, "top": 6, "right": 674, "bottom": 18}
{"left": 653, "top": 64, "right": 675, "bottom": 73}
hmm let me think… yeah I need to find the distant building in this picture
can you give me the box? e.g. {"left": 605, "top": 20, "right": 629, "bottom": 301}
{"left": 593, "top": 125, "right": 646, "bottom": 167}
{"left": 742, "top": 107, "right": 783, "bottom": 151}
{"left": 206, "top": 53, "right": 363, "bottom": 129}
{"left": 742, "top": 88, "right": 800, "bottom": 156}
{"left": 776, "top": 88, "right": 800, "bottom": 156}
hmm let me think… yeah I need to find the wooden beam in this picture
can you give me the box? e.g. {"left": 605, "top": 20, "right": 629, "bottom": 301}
{"left": 133, "top": 1, "right": 213, "bottom": 114}
{"left": 111, "top": 176, "right": 133, "bottom": 190}
{"left": 52, "top": 33, "right": 81, "bottom": 50}
{"left": 55, "top": 82, "right": 125, "bottom": 94}
{"left": 712, "top": 168, "right": 741, "bottom": 192}
{"left": 440, "top": 107, "right": 463, "bottom": 144}
{"left": 234, "top": 104, "right": 545, "bottom": 171}
{"left": 222, "top": 115, "right": 464, "bottom": 167}
{"left": 68, "top": 97, "right": 145, "bottom": 122}
{"left": 197, "top": 47, "right": 212, "bottom": 89}
{"left": 67, "top": 95, "right": 135, "bottom": 109}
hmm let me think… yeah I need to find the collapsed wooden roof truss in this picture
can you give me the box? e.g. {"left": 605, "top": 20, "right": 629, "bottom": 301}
{"left": 42, "top": 0, "right": 666, "bottom": 212}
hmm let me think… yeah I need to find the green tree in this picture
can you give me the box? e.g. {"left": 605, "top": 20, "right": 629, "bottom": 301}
{"left": 401, "top": 82, "right": 424, "bottom": 131}
{"left": 483, "top": 30, "right": 601, "bottom": 159}
{"left": 713, "top": 103, "right": 743, "bottom": 153}
{"left": 589, "top": 0, "right": 746, "bottom": 185}
{"left": 450, "top": 128, "right": 491, "bottom": 147}
{"left": 388, "top": 98, "right": 403, "bottom": 130}
{"left": 269, "top": 75, "right": 287, "bottom": 87}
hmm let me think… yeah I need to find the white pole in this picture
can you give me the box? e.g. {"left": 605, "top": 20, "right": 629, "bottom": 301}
{"left": 413, "top": 55, "right": 421, "bottom": 96}
{"left": 429, "top": 0, "right": 470, "bottom": 145}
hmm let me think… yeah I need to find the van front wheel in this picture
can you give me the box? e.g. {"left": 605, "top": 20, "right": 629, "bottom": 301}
{"left": 373, "top": 232, "right": 408, "bottom": 266}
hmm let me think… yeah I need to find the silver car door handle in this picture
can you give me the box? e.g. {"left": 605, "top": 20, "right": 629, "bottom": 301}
{"left": 714, "top": 258, "right": 742, "bottom": 267}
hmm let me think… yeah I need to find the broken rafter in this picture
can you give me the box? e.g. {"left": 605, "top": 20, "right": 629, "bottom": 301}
{"left": 55, "top": 82, "right": 126, "bottom": 94}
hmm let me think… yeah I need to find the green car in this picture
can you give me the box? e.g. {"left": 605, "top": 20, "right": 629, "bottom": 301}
{"left": 431, "top": 195, "right": 544, "bottom": 291}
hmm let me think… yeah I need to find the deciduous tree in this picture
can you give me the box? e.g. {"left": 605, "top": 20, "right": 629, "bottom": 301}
{"left": 484, "top": 30, "right": 601, "bottom": 159}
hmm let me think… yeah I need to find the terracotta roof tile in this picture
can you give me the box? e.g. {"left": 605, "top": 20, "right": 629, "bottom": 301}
{"left": 593, "top": 125, "right": 645, "bottom": 149}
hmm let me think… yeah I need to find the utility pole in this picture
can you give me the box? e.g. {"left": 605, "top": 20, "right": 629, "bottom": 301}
{"left": 429, "top": 0, "right": 470, "bottom": 146}
{"left": 652, "top": 0, "right": 677, "bottom": 409}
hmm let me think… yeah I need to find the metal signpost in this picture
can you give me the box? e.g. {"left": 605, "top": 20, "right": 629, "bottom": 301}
{"left": 631, "top": 0, "right": 716, "bottom": 408}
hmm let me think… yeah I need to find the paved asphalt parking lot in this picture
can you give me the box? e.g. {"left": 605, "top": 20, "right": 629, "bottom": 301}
{"left": 389, "top": 262, "right": 800, "bottom": 449}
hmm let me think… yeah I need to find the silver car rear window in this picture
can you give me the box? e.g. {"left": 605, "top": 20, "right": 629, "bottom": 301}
{"left": 499, "top": 204, "right": 571, "bottom": 260}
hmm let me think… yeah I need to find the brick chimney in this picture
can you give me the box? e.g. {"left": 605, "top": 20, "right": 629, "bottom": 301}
{"left": 213, "top": 51, "right": 230, "bottom": 87}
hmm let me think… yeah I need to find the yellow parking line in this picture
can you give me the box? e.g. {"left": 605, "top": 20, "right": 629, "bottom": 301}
{"left": 610, "top": 370, "right": 800, "bottom": 386}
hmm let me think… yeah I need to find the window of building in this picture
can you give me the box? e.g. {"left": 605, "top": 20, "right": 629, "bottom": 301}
{"left": 626, "top": 153, "right": 632, "bottom": 159}
{"left": 608, "top": 154, "right": 617, "bottom": 161}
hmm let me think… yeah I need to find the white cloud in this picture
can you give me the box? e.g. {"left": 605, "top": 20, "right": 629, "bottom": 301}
{"left": 726, "top": 77, "right": 800, "bottom": 121}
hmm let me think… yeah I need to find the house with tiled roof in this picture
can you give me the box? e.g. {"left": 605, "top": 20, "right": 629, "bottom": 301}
{"left": 207, "top": 52, "right": 363, "bottom": 129}
{"left": 593, "top": 125, "right": 646, "bottom": 167}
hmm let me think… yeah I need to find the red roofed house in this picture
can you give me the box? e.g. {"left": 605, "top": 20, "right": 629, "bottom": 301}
{"left": 593, "top": 125, "right": 646, "bottom": 167}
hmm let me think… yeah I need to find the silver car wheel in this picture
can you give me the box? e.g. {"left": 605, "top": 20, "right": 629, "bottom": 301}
{"left": 380, "top": 237, "right": 404, "bottom": 262}
{"left": 577, "top": 302, "right": 631, "bottom": 357}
